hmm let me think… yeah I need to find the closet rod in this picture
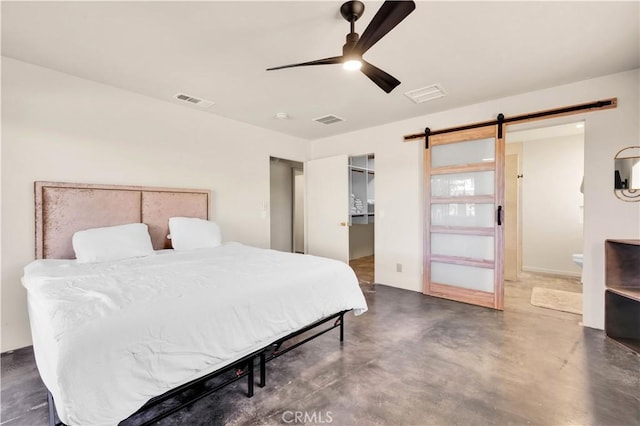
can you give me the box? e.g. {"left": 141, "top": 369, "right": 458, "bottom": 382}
{"left": 403, "top": 98, "right": 617, "bottom": 142}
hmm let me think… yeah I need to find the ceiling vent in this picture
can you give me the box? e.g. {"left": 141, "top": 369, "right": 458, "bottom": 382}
{"left": 174, "top": 93, "right": 214, "bottom": 108}
{"left": 404, "top": 84, "right": 447, "bottom": 104}
{"left": 312, "top": 114, "right": 345, "bottom": 125}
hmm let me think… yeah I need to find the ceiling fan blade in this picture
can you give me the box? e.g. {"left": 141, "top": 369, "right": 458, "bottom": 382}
{"left": 355, "top": 1, "right": 416, "bottom": 55}
{"left": 360, "top": 60, "right": 401, "bottom": 93}
{"left": 266, "top": 56, "right": 343, "bottom": 71}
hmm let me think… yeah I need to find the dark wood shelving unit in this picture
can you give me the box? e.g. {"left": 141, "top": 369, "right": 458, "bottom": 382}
{"left": 604, "top": 239, "right": 640, "bottom": 353}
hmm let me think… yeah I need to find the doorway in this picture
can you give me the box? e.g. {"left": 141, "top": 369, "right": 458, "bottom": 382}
{"left": 504, "top": 121, "right": 585, "bottom": 314}
{"left": 304, "top": 153, "right": 376, "bottom": 272}
{"left": 270, "top": 157, "right": 304, "bottom": 253}
{"left": 348, "top": 154, "right": 375, "bottom": 285}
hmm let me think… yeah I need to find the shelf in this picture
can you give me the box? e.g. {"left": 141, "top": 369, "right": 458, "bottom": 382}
{"left": 349, "top": 166, "right": 374, "bottom": 174}
{"left": 608, "top": 337, "right": 640, "bottom": 353}
{"left": 349, "top": 154, "right": 374, "bottom": 226}
{"left": 606, "top": 239, "right": 640, "bottom": 246}
{"left": 604, "top": 239, "right": 640, "bottom": 354}
{"left": 605, "top": 290, "right": 640, "bottom": 352}
{"left": 605, "top": 239, "right": 640, "bottom": 290}
{"left": 606, "top": 287, "right": 640, "bottom": 302}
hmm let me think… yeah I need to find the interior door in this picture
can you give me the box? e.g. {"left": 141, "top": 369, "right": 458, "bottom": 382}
{"left": 424, "top": 126, "right": 505, "bottom": 309}
{"left": 306, "top": 154, "right": 350, "bottom": 263}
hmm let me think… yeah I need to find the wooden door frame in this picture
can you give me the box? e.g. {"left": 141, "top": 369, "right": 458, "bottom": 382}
{"left": 504, "top": 148, "right": 522, "bottom": 282}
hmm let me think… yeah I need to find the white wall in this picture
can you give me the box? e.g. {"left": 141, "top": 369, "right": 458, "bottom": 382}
{"left": 520, "top": 134, "right": 584, "bottom": 276}
{"left": 1, "top": 58, "right": 308, "bottom": 351}
{"left": 311, "top": 69, "right": 640, "bottom": 330}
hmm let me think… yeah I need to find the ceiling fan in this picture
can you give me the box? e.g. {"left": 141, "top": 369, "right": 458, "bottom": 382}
{"left": 266, "top": 1, "right": 416, "bottom": 94}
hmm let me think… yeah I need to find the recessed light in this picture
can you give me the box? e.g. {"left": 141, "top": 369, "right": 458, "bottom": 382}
{"left": 276, "top": 112, "right": 289, "bottom": 120}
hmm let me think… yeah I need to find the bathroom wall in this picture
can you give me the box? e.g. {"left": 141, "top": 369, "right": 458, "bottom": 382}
{"left": 521, "top": 134, "right": 584, "bottom": 276}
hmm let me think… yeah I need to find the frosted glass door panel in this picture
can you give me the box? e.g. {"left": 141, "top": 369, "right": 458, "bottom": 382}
{"left": 431, "top": 234, "right": 494, "bottom": 260}
{"left": 424, "top": 125, "right": 503, "bottom": 309}
{"left": 431, "top": 262, "right": 494, "bottom": 292}
{"left": 431, "top": 171, "right": 495, "bottom": 197}
{"left": 431, "top": 203, "right": 495, "bottom": 227}
{"left": 431, "top": 138, "right": 495, "bottom": 168}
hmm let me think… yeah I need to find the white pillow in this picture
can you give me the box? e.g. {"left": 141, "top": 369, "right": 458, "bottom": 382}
{"left": 168, "top": 217, "right": 221, "bottom": 251}
{"left": 72, "top": 223, "right": 154, "bottom": 263}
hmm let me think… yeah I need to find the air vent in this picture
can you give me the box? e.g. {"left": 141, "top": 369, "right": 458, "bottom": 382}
{"left": 174, "top": 93, "right": 214, "bottom": 108}
{"left": 312, "top": 114, "right": 345, "bottom": 125}
{"left": 404, "top": 84, "right": 447, "bottom": 104}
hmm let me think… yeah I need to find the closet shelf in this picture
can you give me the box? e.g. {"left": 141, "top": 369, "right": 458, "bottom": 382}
{"left": 349, "top": 154, "right": 375, "bottom": 226}
{"left": 349, "top": 166, "right": 375, "bottom": 174}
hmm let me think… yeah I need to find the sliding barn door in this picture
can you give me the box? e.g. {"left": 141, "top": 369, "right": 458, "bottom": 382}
{"left": 424, "top": 126, "right": 505, "bottom": 310}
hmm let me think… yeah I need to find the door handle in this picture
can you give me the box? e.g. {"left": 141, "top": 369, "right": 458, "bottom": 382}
{"left": 340, "top": 222, "right": 350, "bottom": 227}
{"left": 497, "top": 205, "right": 503, "bottom": 226}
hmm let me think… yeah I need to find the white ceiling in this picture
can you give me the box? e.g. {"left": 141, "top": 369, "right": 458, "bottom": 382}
{"left": 2, "top": 1, "right": 638, "bottom": 141}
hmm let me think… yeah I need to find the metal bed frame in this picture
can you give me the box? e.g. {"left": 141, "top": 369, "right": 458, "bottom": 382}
{"left": 47, "top": 310, "right": 348, "bottom": 426}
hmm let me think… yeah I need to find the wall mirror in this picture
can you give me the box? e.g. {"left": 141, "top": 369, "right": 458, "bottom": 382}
{"left": 614, "top": 146, "right": 640, "bottom": 201}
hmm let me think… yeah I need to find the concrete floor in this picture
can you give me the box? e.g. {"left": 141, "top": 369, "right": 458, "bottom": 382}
{"left": 2, "top": 282, "right": 639, "bottom": 425}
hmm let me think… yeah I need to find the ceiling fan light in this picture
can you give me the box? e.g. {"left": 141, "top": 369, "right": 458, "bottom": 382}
{"left": 343, "top": 59, "right": 362, "bottom": 71}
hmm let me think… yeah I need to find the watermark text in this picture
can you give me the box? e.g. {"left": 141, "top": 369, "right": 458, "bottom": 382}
{"left": 282, "top": 410, "right": 333, "bottom": 424}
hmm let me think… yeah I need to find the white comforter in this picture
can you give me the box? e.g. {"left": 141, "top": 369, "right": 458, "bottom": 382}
{"left": 22, "top": 243, "right": 367, "bottom": 425}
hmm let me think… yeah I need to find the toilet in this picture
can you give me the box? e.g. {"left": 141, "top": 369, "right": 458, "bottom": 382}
{"left": 572, "top": 253, "right": 583, "bottom": 267}
{"left": 572, "top": 253, "right": 583, "bottom": 284}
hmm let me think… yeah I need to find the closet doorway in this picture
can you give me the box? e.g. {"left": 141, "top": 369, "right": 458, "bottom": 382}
{"left": 349, "top": 154, "right": 375, "bottom": 285}
{"left": 270, "top": 157, "right": 304, "bottom": 253}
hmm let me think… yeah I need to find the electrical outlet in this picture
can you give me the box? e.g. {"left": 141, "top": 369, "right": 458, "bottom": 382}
{"left": 396, "top": 263, "right": 402, "bottom": 272}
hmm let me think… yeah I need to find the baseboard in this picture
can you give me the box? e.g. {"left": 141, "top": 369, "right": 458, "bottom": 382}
{"left": 522, "top": 266, "right": 581, "bottom": 279}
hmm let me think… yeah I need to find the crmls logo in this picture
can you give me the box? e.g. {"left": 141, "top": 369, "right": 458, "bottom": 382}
{"left": 282, "top": 410, "right": 334, "bottom": 424}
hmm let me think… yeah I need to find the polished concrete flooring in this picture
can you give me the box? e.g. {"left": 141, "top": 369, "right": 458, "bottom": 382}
{"left": 2, "top": 281, "right": 639, "bottom": 425}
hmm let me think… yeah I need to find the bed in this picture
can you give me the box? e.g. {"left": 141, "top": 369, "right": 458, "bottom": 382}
{"left": 23, "top": 182, "right": 368, "bottom": 426}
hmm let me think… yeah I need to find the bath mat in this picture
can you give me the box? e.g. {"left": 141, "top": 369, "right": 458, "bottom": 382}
{"left": 530, "top": 287, "right": 582, "bottom": 315}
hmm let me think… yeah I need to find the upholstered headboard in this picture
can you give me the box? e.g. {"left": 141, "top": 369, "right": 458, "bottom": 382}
{"left": 35, "top": 182, "right": 211, "bottom": 259}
